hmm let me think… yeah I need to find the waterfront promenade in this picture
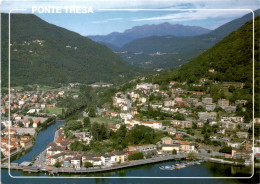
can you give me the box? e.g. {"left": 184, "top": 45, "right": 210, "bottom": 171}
{"left": 1, "top": 155, "right": 186, "bottom": 174}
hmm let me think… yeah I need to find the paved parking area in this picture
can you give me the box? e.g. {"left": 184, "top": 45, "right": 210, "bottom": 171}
{"left": 13, "top": 127, "right": 35, "bottom": 135}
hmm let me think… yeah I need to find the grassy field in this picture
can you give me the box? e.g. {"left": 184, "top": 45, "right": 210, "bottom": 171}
{"left": 90, "top": 117, "right": 119, "bottom": 125}
{"left": 37, "top": 86, "right": 55, "bottom": 91}
{"left": 193, "top": 129, "right": 204, "bottom": 138}
{"left": 4, "top": 85, "right": 55, "bottom": 91}
{"left": 44, "top": 107, "right": 63, "bottom": 115}
{"left": 222, "top": 88, "right": 233, "bottom": 99}
{"left": 2, "top": 86, "right": 24, "bottom": 90}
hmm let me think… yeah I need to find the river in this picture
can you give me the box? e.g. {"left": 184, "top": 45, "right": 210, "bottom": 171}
{"left": 1, "top": 121, "right": 259, "bottom": 184}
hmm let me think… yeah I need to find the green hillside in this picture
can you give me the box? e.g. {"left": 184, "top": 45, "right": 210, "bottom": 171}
{"left": 152, "top": 16, "right": 260, "bottom": 117}
{"left": 1, "top": 14, "right": 139, "bottom": 87}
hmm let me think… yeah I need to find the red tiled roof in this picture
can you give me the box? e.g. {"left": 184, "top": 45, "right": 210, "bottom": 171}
{"left": 33, "top": 119, "right": 41, "bottom": 124}
{"left": 178, "top": 141, "right": 190, "bottom": 145}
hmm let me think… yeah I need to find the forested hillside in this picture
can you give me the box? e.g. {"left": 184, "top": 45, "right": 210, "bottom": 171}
{"left": 1, "top": 14, "right": 139, "bottom": 87}
{"left": 152, "top": 16, "right": 259, "bottom": 117}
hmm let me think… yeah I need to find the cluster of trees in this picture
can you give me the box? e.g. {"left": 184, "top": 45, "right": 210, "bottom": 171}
{"left": 219, "top": 146, "right": 232, "bottom": 154}
{"left": 137, "top": 106, "right": 185, "bottom": 121}
{"left": 64, "top": 120, "right": 83, "bottom": 131}
{"left": 40, "top": 117, "right": 56, "bottom": 129}
{"left": 70, "top": 141, "right": 89, "bottom": 151}
{"left": 128, "top": 152, "right": 144, "bottom": 161}
{"left": 77, "top": 124, "right": 165, "bottom": 152}
{"left": 209, "top": 85, "right": 226, "bottom": 102}
{"left": 54, "top": 162, "right": 61, "bottom": 167}
{"left": 57, "top": 95, "right": 88, "bottom": 120}
{"left": 200, "top": 121, "right": 221, "bottom": 145}
{"left": 84, "top": 162, "right": 93, "bottom": 168}
{"left": 111, "top": 124, "right": 165, "bottom": 148}
{"left": 127, "top": 125, "right": 156, "bottom": 145}
{"left": 91, "top": 122, "right": 109, "bottom": 141}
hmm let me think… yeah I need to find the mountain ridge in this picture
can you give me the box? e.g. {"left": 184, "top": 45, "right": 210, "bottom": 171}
{"left": 117, "top": 9, "right": 260, "bottom": 69}
{"left": 88, "top": 22, "right": 211, "bottom": 48}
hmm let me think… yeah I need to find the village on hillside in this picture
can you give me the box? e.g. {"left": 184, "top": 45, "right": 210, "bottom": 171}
{"left": 1, "top": 73, "right": 260, "bottom": 170}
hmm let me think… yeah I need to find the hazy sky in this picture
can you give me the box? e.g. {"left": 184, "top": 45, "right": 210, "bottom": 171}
{"left": 1, "top": 0, "right": 259, "bottom": 35}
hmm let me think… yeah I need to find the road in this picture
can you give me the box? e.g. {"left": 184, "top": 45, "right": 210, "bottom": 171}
{"left": 160, "top": 126, "right": 203, "bottom": 140}
{"left": 53, "top": 130, "right": 59, "bottom": 142}
{"left": 4, "top": 154, "right": 187, "bottom": 174}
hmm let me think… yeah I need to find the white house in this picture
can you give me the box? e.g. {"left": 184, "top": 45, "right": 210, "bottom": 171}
{"left": 122, "top": 106, "right": 128, "bottom": 111}
{"left": 136, "top": 83, "right": 153, "bottom": 90}
{"left": 209, "top": 121, "right": 218, "bottom": 126}
{"left": 153, "top": 121, "right": 162, "bottom": 129}
{"left": 101, "top": 154, "right": 116, "bottom": 166}
{"left": 71, "top": 156, "right": 81, "bottom": 168}
{"left": 120, "top": 113, "right": 133, "bottom": 120}
{"left": 18, "top": 100, "right": 25, "bottom": 106}
{"left": 227, "top": 142, "right": 241, "bottom": 148}
{"left": 125, "top": 119, "right": 141, "bottom": 126}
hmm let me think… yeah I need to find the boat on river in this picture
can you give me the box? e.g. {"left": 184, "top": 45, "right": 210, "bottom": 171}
{"left": 159, "top": 160, "right": 206, "bottom": 171}
{"left": 159, "top": 165, "right": 175, "bottom": 170}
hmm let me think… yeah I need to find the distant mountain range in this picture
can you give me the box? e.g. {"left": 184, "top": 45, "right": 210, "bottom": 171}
{"left": 88, "top": 23, "right": 211, "bottom": 48}
{"left": 1, "top": 14, "right": 139, "bottom": 87}
{"left": 114, "top": 9, "right": 260, "bottom": 70}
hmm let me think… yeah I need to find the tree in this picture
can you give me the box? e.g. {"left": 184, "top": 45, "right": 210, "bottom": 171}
{"left": 201, "top": 126, "right": 207, "bottom": 134}
{"left": 83, "top": 117, "right": 90, "bottom": 128}
{"left": 172, "top": 149, "right": 177, "bottom": 155}
{"left": 84, "top": 162, "right": 93, "bottom": 168}
{"left": 18, "top": 121, "right": 24, "bottom": 127}
{"left": 100, "top": 123, "right": 107, "bottom": 140}
{"left": 173, "top": 112, "right": 185, "bottom": 120}
{"left": 54, "top": 161, "right": 61, "bottom": 167}
{"left": 70, "top": 141, "right": 89, "bottom": 151}
{"left": 203, "top": 133, "right": 211, "bottom": 145}
{"left": 28, "top": 118, "right": 33, "bottom": 127}
{"left": 117, "top": 124, "right": 127, "bottom": 144}
{"left": 228, "top": 85, "right": 236, "bottom": 93}
{"left": 187, "top": 152, "right": 196, "bottom": 160}
{"left": 195, "top": 105, "right": 205, "bottom": 112}
{"left": 128, "top": 152, "right": 144, "bottom": 160}
{"left": 64, "top": 120, "right": 82, "bottom": 131}
{"left": 61, "top": 108, "right": 65, "bottom": 117}
{"left": 219, "top": 146, "right": 232, "bottom": 154}
{"left": 88, "top": 107, "right": 96, "bottom": 117}
{"left": 192, "top": 122, "right": 197, "bottom": 129}
{"left": 128, "top": 125, "right": 155, "bottom": 145}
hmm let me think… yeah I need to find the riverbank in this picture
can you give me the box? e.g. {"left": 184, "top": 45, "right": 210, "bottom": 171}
{"left": 2, "top": 161, "right": 258, "bottom": 184}
{"left": 0, "top": 117, "right": 57, "bottom": 164}
{"left": 3, "top": 155, "right": 257, "bottom": 175}
{"left": 2, "top": 155, "right": 186, "bottom": 174}
{"left": 206, "top": 157, "right": 256, "bottom": 167}
{"left": 1, "top": 146, "right": 33, "bottom": 163}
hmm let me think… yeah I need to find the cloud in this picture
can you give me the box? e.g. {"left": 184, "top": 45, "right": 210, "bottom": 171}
{"left": 132, "top": 9, "right": 252, "bottom": 22}
{"left": 91, "top": 20, "right": 109, "bottom": 24}
{"left": 90, "top": 17, "right": 123, "bottom": 23}
{"left": 1, "top": 0, "right": 259, "bottom": 13}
